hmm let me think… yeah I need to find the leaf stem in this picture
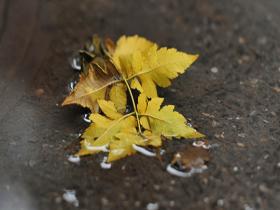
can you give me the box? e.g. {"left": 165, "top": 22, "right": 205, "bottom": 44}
{"left": 126, "top": 61, "right": 184, "bottom": 81}
{"left": 122, "top": 76, "right": 142, "bottom": 133}
{"left": 94, "top": 111, "right": 136, "bottom": 144}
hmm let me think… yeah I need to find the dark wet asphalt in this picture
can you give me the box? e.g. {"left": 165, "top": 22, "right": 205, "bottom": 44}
{"left": 0, "top": 0, "right": 279, "bottom": 209}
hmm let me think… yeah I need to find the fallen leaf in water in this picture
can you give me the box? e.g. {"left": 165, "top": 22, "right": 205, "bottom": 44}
{"left": 63, "top": 35, "right": 205, "bottom": 163}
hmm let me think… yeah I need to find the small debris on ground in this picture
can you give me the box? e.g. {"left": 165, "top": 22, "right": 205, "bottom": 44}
{"left": 146, "top": 202, "right": 159, "bottom": 210}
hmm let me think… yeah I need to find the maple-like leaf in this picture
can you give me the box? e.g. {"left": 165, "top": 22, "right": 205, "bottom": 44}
{"left": 77, "top": 100, "right": 136, "bottom": 156}
{"left": 63, "top": 34, "right": 205, "bottom": 164}
{"left": 138, "top": 93, "right": 204, "bottom": 139}
{"left": 77, "top": 99, "right": 162, "bottom": 161}
{"left": 112, "top": 35, "right": 198, "bottom": 97}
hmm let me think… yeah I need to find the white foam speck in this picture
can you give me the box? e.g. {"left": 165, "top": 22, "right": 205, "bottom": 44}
{"left": 192, "top": 141, "right": 213, "bottom": 149}
{"left": 71, "top": 58, "right": 81, "bottom": 70}
{"left": 146, "top": 202, "right": 159, "bottom": 210}
{"left": 133, "top": 144, "right": 156, "bottom": 157}
{"left": 63, "top": 190, "right": 79, "bottom": 207}
{"left": 68, "top": 155, "right": 80, "bottom": 164}
{"left": 192, "top": 140, "right": 205, "bottom": 147}
{"left": 85, "top": 142, "right": 109, "bottom": 152}
{"left": 211, "top": 67, "right": 219, "bottom": 73}
{"left": 82, "top": 113, "right": 91, "bottom": 123}
{"left": 100, "top": 157, "right": 112, "bottom": 169}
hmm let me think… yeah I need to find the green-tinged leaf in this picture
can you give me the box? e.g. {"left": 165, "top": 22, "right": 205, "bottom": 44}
{"left": 138, "top": 94, "right": 204, "bottom": 139}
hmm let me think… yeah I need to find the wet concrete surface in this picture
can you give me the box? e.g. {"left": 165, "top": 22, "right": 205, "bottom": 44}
{"left": 0, "top": 0, "right": 279, "bottom": 209}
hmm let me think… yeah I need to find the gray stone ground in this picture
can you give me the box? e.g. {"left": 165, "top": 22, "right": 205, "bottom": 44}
{"left": 0, "top": 0, "right": 279, "bottom": 209}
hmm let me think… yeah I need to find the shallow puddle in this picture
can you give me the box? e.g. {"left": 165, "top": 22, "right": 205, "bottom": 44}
{"left": 166, "top": 143, "right": 211, "bottom": 178}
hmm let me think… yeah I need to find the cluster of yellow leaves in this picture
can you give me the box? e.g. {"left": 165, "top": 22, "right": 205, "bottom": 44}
{"left": 113, "top": 36, "right": 198, "bottom": 97}
{"left": 62, "top": 35, "right": 204, "bottom": 162}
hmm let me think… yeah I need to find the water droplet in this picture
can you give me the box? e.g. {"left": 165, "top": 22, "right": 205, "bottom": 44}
{"left": 146, "top": 202, "right": 159, "bottom": 210}
{"left": 125, "top": 105, "right": 133, "bottom": 114}
{"left": 82, "top": 113, "right": 91, "bottom": 123}
{"left": 233, "top": 166, "right": 239, "bottom": 172}
{"left": 100, "top": 157, "right": 112, "bottom": 169}
{"left": 63, "top": 190, "right": 79, "bottom": 207}
{"left": 70, "top": 55, "right": 81, "bottom": 71}
{"left": 68, "top": 80, "right": 77, "bottom": 92}
{"left": 68, "top": 155, "right": 80, "bottom": 164}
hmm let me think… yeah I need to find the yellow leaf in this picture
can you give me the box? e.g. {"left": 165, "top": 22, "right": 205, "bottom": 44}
{"left": 139, "top": 94, "right": 204, "bottom": 139}
{"left": 109, "top": 83, "right": 127, "bottom": 114}
{"left": 137, "top": 93, "right": 147, "bottom": 114}
{"left": 143, "top": 130, "right": 162, "bottom": 147}
{"left": 62, "top": 66, "right": 120, "bottom": 112}
{"left": 112, "top": 35, "right": 198, "bottom": 97}
{"left": 98, "top": 100, "right": 122, "bottom": 120}
{"left": 108, "top": 132, "right": 146, "bottom": 162}
{"left": 130, "top": 78, "right": 143, "bottom": 93}
{"left": 77, "top": 100, "right": 137, "bottom": 156}
{"left": 66, "top": 35, "right": 205, "bottom": 163}
{"left": 112, "top": 35, "right": 154, "bottom": 76}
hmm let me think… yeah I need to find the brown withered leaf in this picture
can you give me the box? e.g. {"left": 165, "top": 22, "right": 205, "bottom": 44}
{"left": 62, "top": 62, "right": 120, "bottom": 112}
{"left": 172, "top": 146, "right": 210, "bottom": 169}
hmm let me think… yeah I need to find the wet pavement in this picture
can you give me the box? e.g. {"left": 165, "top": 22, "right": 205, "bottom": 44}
{"left": 0, "top": 0, "right": 279, "bottom": 209}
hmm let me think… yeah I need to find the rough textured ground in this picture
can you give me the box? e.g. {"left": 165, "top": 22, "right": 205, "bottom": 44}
{"left": 0, "top": 0, "right": 279, "bottom": 209}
